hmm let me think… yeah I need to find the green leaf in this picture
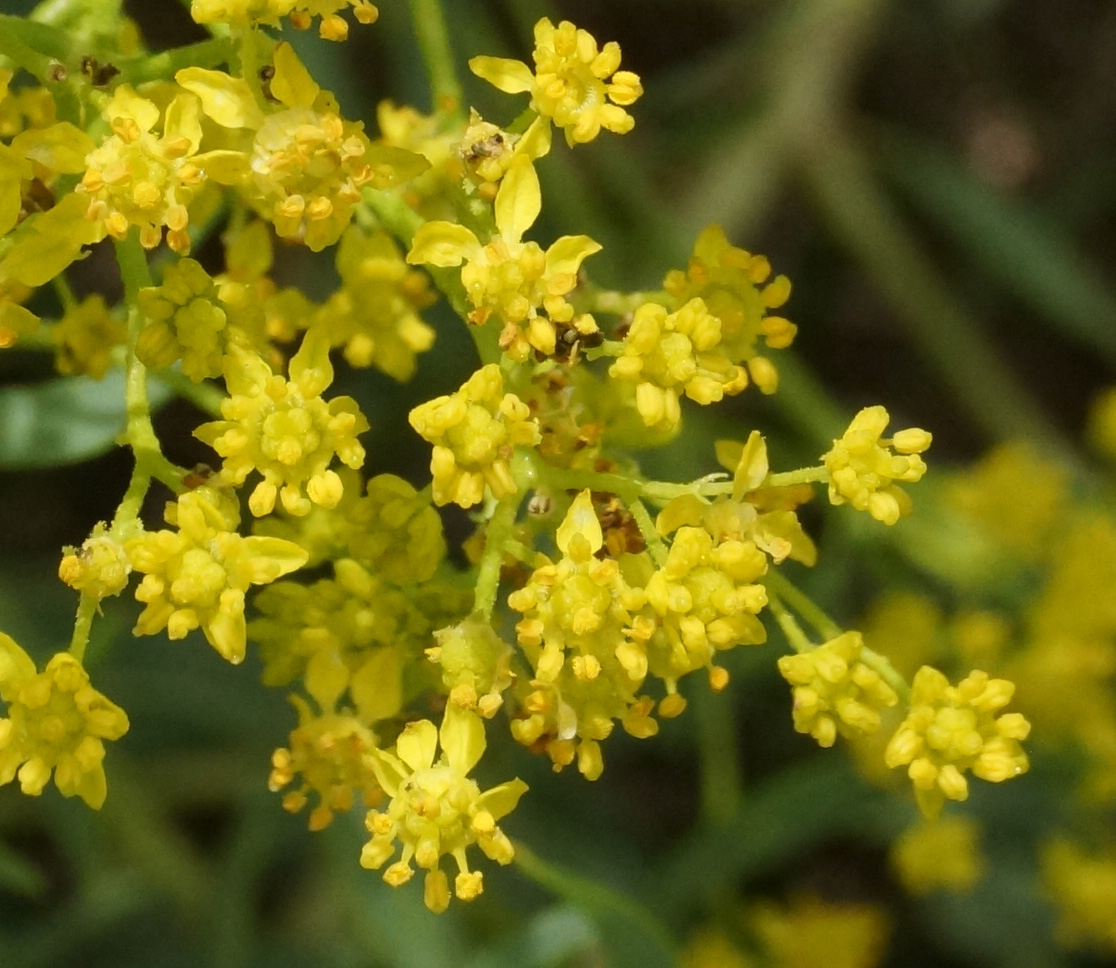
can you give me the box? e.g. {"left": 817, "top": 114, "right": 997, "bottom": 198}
{"left": 877, "top": 129, "right": 1116, "bottom": 366}
{"left": 0, "top": 370, "right": 171, "bottom": 469}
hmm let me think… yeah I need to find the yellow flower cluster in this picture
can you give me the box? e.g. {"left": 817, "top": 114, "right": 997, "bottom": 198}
{"left": 316, "top": 227, "right": 436, "bottom": 378}
{"left": 470, "top": 18, "right": 643, "bottom": 147}
{"left": 360, "top": 706, "right": 527, "bottom": 912}
{"left": 179, "top": 44, "right": 425, "bottom": 251}
{"left": 823, "top": 406, "right": 932, "bottom": 525}
{"left": 609, "top": 297, "right": 746, "bottom": 432}
{"left": 884, "top": 666, "right": 1030, "bottom": 818}
{"left": 78, "top": 85, "right": 204, "bottom": 253}
{"left": 407, "top": 157, "right": 600, "bottom": 361}
{"left": 58, "top": 522, "right": 133, "bottom": 602}
{"left": 408, "top": 363, "right": 540, "bottom": 507}
{"left": 777, "top": 631, "right": 899, "bottom": 747}
{"left": 0, "top": 634, "right": 129, "bottom": 809}
{"left": 1043, "top": 839, "right": 1116, "bottom": 954}
{"left": 664, "top": 224, "right": 796, "bottom": 393}
{"left": 194, "top": 329, "right": 369, "bottom": 517}
{"left": 268, "top": 695, "right": 382, "bottom": 831}
{"left": 508, "top": 491, "right": 656, "bottom": 779}
{"left": 507, "top": 492, "right": 770, "bottom": 778}
{"left": 891, "top": 816, "right": 984, "bottom": 894}
{"left": 190, "top": 0, "right": 379, "bottom": 41}
{"left": 128, "top": 486, "right": 308, "bottom": 663}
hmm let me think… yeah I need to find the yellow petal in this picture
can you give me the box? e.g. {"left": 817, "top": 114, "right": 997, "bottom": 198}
{"left": 164, "top": 92, "right": 203, "bottom": 153}
{"left": 11, "top": 122, "right": 96, "bottom": 174}
{"left": 407, "top": 221, "right": 479, "bottom": 267}
{"left": 494, "top": 156, "right": 540, "bottom": 244}
{"left": 271, "top": 42, "right": 319, "bottom": 109}
{"left": 468, "top": 56, "right": 534, "bottom": 94}
{"left": 475, "top": 777, "right": 528, "bottom": 822}
{"left": 439, "top": 704, "right": 486, "bottom": 774}
{"left": 0, "top": 632, "right": 36, "bottom": 697}
{"left": 396, "top": 719, "right": 437, "bottom": 772}
{"left": 240, "top": 536, "right": 309, "bottom": 582}
{"left": 732, "top": 430, "right": 769, "bottom": 500}
{"left": 0, "top": 143, "right": 30, "bottom": 237}
{"left": 351, "top": 648, "right": 403, "bottom": 722}
{"left": 193, "top": 149, "right": 250, "bottom": 185}
{"left": 545, "top": 234, "right": 601, "bottom": 276}
{"left": 0, "top": 193, "right": 102, "bottom": 287}
{"left": 556, "top": 489, "right": 603, "bottom": 556}
{"left": 176, "top": 68, "right": 265, "bottom": 129}
{"left": 289, "top": 326, "right": 334, "bottom": 397}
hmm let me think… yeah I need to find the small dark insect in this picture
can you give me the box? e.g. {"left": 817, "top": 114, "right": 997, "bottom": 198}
{"left": 463, "top": 132, "right": 507, "bottom": 162}
{"left": 259, "top": 65, "right": 277, "bottom": 101}
{"left": 81, "top": 56, "right": 120, "bottom": 87}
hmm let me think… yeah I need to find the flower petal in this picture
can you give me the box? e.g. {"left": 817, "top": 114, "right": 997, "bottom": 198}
{"left": 176, "top": 68, "right": 265, "bottom": 129}
{"left": 545, "top": 234, "right": 601, "bottom": 276}
{"left": 396, "top": 719, "right": 437, "bottom": 772}
{"left": 468, "top": 56, "right": 534, "bottom": 94}
{"left": 494, "top": 157, "right": 540, "bottom": 244}
{"left": 439, "top": 704, "right": 485, "bottom": 774}
{"left": 407, "top": 221, "right": 478, "bottom": 267}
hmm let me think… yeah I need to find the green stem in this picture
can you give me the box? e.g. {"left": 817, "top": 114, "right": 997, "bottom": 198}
{"left": 765, "top": 591, "right": 813, "bottom": 653}
{"left": 629, "top": 497, "right": 668, "bottom": 567}
{"left": 801, "top": 129, "right": 1071, "bottom": 453}
{"left": 472, "top": 495, "right": 520, "bottom": 620}
{"left": 113, "top": 234, "right": 183, "bottom": 524}
{"left": 511, "top": 841, "right": 677, "bottom": 959}
{"left": 762, "top": 569, "right": 842, "bottom": 641}
{"left": 67, "top": 593, "right": 98, "bottom": 663}
{"left": 152, "top": 369, "right": 226, "bottom": 418}
{"left": 119, "top": 37, "right": 234, "bottom": 85}
{"left": 765, "top": 571, "right": 911, "bottom": 702}
{"left": 859, "top": 644, "right": 911, "bottom": 705}
{"left": 765, "top": 466, "right": 829, "bottom": 489}
{"left": 693, "top": 683, "right": 743, "bottom": 825}
{"left": 407, "top": 0, "right": 463, "bottom": 116}
{"left": 0, "top": 14, "right": 61, "bottom": 79}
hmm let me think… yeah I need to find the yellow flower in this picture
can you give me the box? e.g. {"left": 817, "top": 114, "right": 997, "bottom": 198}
{"left": 777, "top": 631, "right": 899, "bottom": 747}
{"left": 428, "top": 618, "right": 515, "bottom": 719}
{"left": 407, "top": 157, "right": 600, "bottom": 361}
{"left": 0, "top": 281, "right": 40, "bottom": 348}
{"left": 642, "top": 525, "right": 768, "bottom": 702}
{"left": 884, "top": 666, "right": 1030, "bottom": 818}
{"left": 51, "top": 294, "right": 126, "bottom": 379}
{"left": 507, "top": 491, "right": 656, "bottom": 780}
{"left": 470, "top": 18, "right": 643, "bottom": 147}
{"left": 190, "top": 0, "right": 378, "bottom": 40}
{"left": 609, "top": 298, "right": 747, "bottom": 432}
{"left": 0, "top": 634, "right": 129, "bottom": 809}
{"left": 408, "top": 363, "right": 540, "bottom": 508}
{"left": 77, "top": 84, "right": 205, "bottom": 252}
{"left": 136, "top": 258, "right": 236, "bottom": 382}
{"left": 749, "top": 894, "right": 891, "bottom": 968}
{"left": 315, "top": 226, "right": 435, "bottom": 378}
{"left": 891, "top": 815, "right": 984, "bottom": 894}
{"left": 58, "top": 521, "right": 133, "bottom": 602}
{"left": 179, "top": 44, "right": 426, "bottom": 251}
{"left": 823, "top": 406, "right": 931, "bottom": 525}
{"left": 127, "top": 486, "right": 308, "bottom": 663}
{"left": 194, "top": 328, "right": 370, "bottom": 517}
{"left": 1042, "top": 839, "right": 1116, "bottom": 954}
{"left": 663, "top": 225, "right": 795, "bottom": 393}
{"left": 269, "top": 695, "right": 382, "bottom": 831}
{"left": 360, "top": 705, "right": 527, "bottom": 912}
